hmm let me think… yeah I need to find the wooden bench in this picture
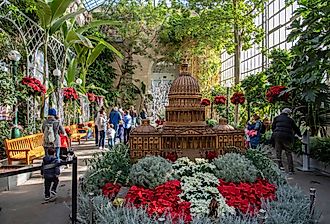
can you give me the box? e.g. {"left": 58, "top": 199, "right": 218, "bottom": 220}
{"left": 4, "top": 133, "right": 45, "bottom": 165}
{"left": 67, "top": 125, "right": 88, "bottom": 144}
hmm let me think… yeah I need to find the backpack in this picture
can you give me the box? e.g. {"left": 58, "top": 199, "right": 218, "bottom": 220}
{"left": 260, "top": 121, "right": 266, "bottom": 134}
{"left": 44, "top": 121, "right": 58, "bottom": 145}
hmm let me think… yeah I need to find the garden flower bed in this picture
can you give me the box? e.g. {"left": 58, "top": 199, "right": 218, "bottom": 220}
{"left": 79, "top": 144, "right": 319, "bottom": 223}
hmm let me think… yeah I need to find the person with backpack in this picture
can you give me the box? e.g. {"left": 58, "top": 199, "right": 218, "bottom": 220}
{"left": 42, "top": 108, "right": 66, "bottom": 161}
{"left": 41, "top": 148, "right": 60, "bottom": 201}
{"left": 272, "top": 108, "right": 302, "bottom": 174}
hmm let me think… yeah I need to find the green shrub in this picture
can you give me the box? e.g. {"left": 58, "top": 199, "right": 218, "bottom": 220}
{"left": 206, "top": 119, "right": 218, "bottom": 127}
{"left": 245, "top": 149, "right": 286, "bottom": 185}
{"left": 310, "top": 137, "right": 330, "bottom": 165}
{"left": 130, "top": 156, "right": 172, "bottom": 188}
{"left": 212, "top": 153, "right": 258, "bottom": 183}
{"left": 82, "top": 144, "right": 131, "bottom": 194}
{"left": 263, "top": 184, "right": 320, "bottom": 224}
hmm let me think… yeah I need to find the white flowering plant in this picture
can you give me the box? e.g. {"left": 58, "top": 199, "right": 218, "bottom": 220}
{"left": 180, "top": 172, "right": 235, "bottom": 217}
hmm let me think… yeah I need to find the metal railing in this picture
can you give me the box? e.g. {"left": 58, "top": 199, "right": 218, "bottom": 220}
{"left": 0, "top": 157, "right": 78, "bottom": 224}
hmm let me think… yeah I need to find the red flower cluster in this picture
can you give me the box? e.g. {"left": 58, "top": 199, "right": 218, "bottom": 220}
{"left": 266, "top": 86, "right": 289, "bottom": 103}
{"left": 63, "top": 87, "right": 78, "bottom": 101}
{"left": 230, "top": 92, "right": 245, "bottom": 105}
{"left": 125, "top": 180, "right": 192, "bottom": 223}
{"left": 21, "top": 77, "right": 46, "bottom": 95}
{"left": 87, "top": 92, "right": 96, "bottom": 102}
{"left": 102, "top": 182, "right": 121, "bottom": 199}
{"left": 214, "top": 95, "right": 226, "bottom": 105}
{"left": 155, "top": 119, "right": 164, "bottom": 126}
{"left": 217, "top": 178, "right": 276, "bottom": 214}
{"left": 165, "top": 152, "right": 178, "bottom": 162}
{"left": 201, "top": 98, "right": 211, "bottom": 106}
{"left": 205, "top": 151, "right": 218, "bottom": 161}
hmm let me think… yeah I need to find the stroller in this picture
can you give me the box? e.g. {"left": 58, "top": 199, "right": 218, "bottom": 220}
{"left": 60, "top": 134, "right": 74, "bottom": 163}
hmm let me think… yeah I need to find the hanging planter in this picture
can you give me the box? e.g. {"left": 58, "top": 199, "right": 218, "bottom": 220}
{"left": 63, "top": 87, "right": 78, "bottom": 102}
{"left": 87, "top": 92, "right": 96, "bottom": 102}
{"left": 214, "top": 95, "right": 226, "bottom": 105}
{"left": 200, "top": 98, "right": 211, "bottom": 106}
{"left": 21, "top": 77, "right": 46, "bottom": 96}
{"left": 266, "top": 86, "right": 289, "bottom": 103}
{"left": 230, "top": 92, "right": 245, "bottom": 105}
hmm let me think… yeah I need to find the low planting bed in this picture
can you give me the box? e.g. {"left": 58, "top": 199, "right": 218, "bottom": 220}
{"left": 78, "top": 144, "right": 319, "bottom": 223}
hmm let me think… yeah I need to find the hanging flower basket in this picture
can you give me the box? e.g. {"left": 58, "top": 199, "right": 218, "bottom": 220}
{"left": 266, "top": 86, "right": 289, "bottom": 103}
{"left": 63, "top": 87, "right": 78, "bottom": 101}
{"left": 230, "top": 92, "right": 245, "bottom": 105}
{"left": 200, "top": 98, "right": 211, "bottom": 106}
{"left": 87, "top": 92, "right": 96, "bottom": 102}
{"left": 21, "top": 77, "right": 46, "bottom": 96}
{"left": 214, "top": 95, "right": 226, "bottom": 105}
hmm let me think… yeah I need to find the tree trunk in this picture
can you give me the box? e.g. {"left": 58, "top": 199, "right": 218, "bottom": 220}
{"left": 41, "top": 33, "right": 49, "bottom": 120}
{"left": 233, "top": 0, "right": 241, "bottom": 126}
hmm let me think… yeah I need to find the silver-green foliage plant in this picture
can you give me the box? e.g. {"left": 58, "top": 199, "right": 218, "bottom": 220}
{"left": 245, "top": 149, "right": 286, "bottom": 185}
{"left": 213, "top": 153, "right": 258, "bottom": 183}
{"left": 263, "top": 184, "right": 320, "bottom": 224}
{"left": 0, "top": 71, "right": 17, "bottom": 107}
{"left": 172, "top": 157, "right": 216, "bottom": 180}
{"left": 82, "top": 144, "right": 131, "bottom": 194}
{"left": 130, "top": 156, "right": 172, "bottom": 189}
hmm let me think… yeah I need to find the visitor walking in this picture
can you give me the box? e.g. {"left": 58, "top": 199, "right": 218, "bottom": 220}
{"left": 248, "top": 114, "right": 262, "bottom": 149}
{"left": 123, "top": 110, "right": 132, "bottom": 144}
{"left": 272, "top": 108, "right": 302, "bottom": 174}
{"left": 129, "top": 106, "right": 137, "bottom": 127}
{"left": 109, "top": 107, "right": 122, "bottom": 136}
{"left": 97, "top": 111, "right": 107, "bottom": 150}
{"left": 107, "top": 124, "right": 116, "bottom": 149}
{"left": 94, "top": 107, "right": 104, "bottom": 146}
{"left": 41, "top": 148, "right": 60, "bottom": 201}
{"left": 117, "top": 120, "right": 124, "bottom": 143}
{"left": 140, "top": 108, "right": 147, "bottom": 120}
{"left": 42, "top": 108, "right": 66, "bottom": 161}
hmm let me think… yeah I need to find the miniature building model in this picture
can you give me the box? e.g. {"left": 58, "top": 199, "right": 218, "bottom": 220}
{"left": 129, "top": 62, "right": 245, "bottom": 160}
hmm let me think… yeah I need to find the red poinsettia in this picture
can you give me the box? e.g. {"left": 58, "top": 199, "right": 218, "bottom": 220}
{"left": 87, "top": 92, "right": 96, "bottom": 102}
{"left": 63, "top": 87, "right": 78, "bottom": 101}
{"left": 21, "top": 77, "right": 46, "bottom": 95}
{"left": 214, "top": 95, "right": 226, "bottom": 105}
{"left": 230, "top": 92, "right": 245, "bottom": 105}
{"left": 218, "top": 178, "right": 276, "bottom": 215}
{"left": 102, "top": 182, "right": 121, "bottom": 199}
{"left": 155, "top": 119, "right": 164, "bottom": 126}
{"left": 125, "top": 180, "right": 192, "bottom": 223}
{"left": 165, "top": 152, "right": 178, "bottom": 162}
{"left": 201, "top": 98, "right": 211, "bottom": 106}
{"left": 205, "top": 151, "right": 218, "bottom": 161}
{"left": 266, "top": 86, "right": 289, "bottom": 103}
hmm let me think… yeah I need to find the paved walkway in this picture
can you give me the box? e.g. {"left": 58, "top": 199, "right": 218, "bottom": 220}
{"left": 0, "top": 140, "right": 329, "bottom": 224}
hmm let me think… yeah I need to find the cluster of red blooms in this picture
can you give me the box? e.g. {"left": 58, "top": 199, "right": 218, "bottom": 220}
{"left": 214, "top": 95, "right": 226, "bottom": 105}
{"left": 205, "top": 151, "right": 218, "bottom": 161}
{"left": 165, "top": 152, "right": 178, "bottom": 162}
{"left": 230, "top": 92, "right": 245, "bottom": 105}
{"left": 87, "top": 92, "right": 96, "bottom": 102}
{"left": 200, "top": 98, "right": 211, "bottom": 106}
{"left": 63, "top": 87, "right": 78, "bottom": 101}
{"left": 266, "top": 86, "right": 289, "bottom": 103}
{"left": 102, "top": 182, "right": 122, "bottom": 199}
{"left": 125, "top": 180, "right": 192, "bottom": 223}
{"left": 217, "top": 178, "right": 276, "bottom": 215}
{"left": 155, "top": 119, "right": 164, "bottom": 126}
{"left": 21, "top": 77, "right": 46, "bottom": 95}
